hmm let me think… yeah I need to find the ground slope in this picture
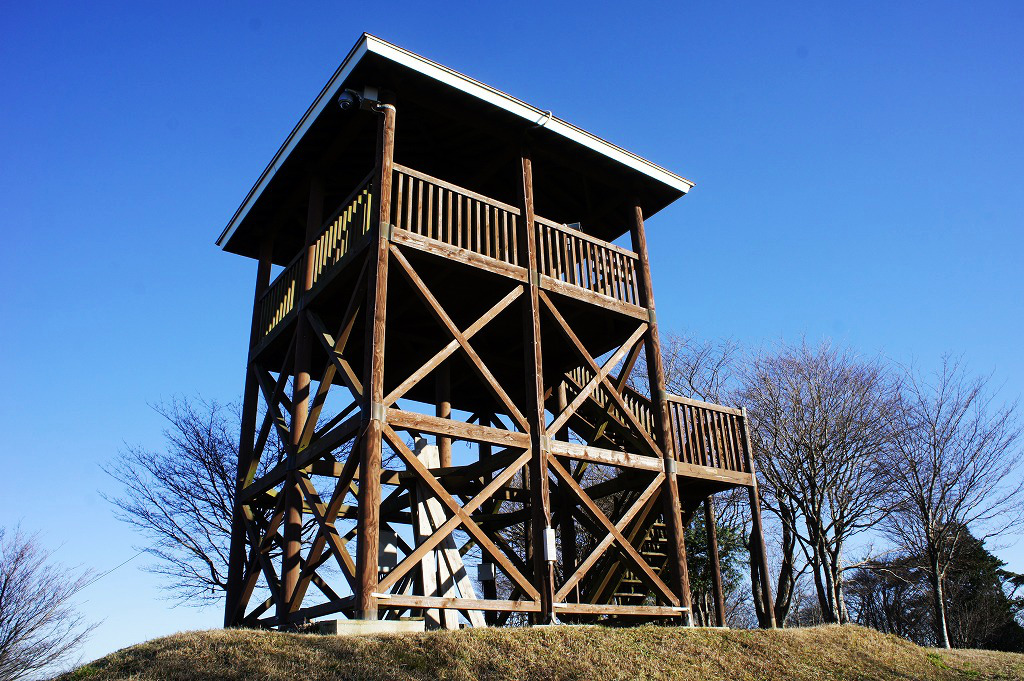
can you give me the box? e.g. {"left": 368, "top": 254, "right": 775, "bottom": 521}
{"left": 59, "top": 624, "right": 1024, "bottom": 681}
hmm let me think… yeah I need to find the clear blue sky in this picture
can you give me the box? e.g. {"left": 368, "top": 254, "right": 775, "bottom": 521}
{"left": 1, "top": 0, "right": 1021, "bottom": 664}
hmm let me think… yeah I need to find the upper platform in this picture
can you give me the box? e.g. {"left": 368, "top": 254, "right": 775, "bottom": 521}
{"left": 216, "top": 34, "right": 693, "bottom": 264}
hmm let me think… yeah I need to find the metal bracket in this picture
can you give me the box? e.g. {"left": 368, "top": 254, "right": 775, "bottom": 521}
{"left": 529, "top": 269, "right": 541, "bottom": 287}
{"left": 665, "top": 458, "right": 677, "bottom": 475}
{"left": 370, "top": 402, "right": 387, "bottom": 423}
{"left": 647, "top": 308, "right": 657, "bottom": 325}
{"left": 380, "top": 221, "right": 394, "bottom": 241}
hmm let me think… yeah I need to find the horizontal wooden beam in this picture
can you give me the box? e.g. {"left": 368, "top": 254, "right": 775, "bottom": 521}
{"left": 675, "top": 461, "right": 754, "bottom": 487}
{"left": 552, "top": 602, "right": 687, "bottom": 617}
{"left": 392, "top": 229, "right": 529, "bottom": 283}
{"left": 376, "top": 594, "right": 542, "bottom": 613}
{"left": 539, "top": 275, "right": 647, "bottom": 321}
{"left": 548, "top": 440, "right": 664, "bottom": 472}
{"left": 666, "top": 393, "right": 744, "bottom": 416}
{"left": 386, "top": 409, "right": 530, "bottom": 449}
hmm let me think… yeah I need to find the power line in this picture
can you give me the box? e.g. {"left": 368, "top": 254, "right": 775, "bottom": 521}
{"left": 79, "top": 545, "right": 153, "bottom": 592}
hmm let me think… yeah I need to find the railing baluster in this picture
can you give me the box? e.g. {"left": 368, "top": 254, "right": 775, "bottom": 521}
{"left": 426, "top": 182, "right": 434, "bottom": 240}
{"left": 395, "top": 173, "right": 404, "bottom": 230}
{"left": 484, "top": 203, "right": 491, "bottom": 258}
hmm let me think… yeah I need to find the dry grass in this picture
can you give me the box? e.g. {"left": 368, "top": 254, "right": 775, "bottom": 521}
{"left": 57, "top": 624, "right": 1024, "bottom": 681}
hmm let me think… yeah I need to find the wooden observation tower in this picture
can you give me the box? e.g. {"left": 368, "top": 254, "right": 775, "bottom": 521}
{"left": 220, "top": 34, "right": 775, "bottom": 629}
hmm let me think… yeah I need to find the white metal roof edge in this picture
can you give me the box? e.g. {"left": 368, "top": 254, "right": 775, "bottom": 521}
{"left": 217, "top": 33, "right": 693, "bottom": 249}
{"left": 215, "top": 37, "right": 370, "bottom": 248}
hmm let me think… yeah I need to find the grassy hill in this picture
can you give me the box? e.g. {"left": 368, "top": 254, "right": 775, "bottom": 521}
{"left": 58, "top": 624, "right": 1024, "bottom": 681}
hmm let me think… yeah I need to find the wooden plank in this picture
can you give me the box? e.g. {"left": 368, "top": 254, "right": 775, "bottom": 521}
{"left": 540, "top": 291, "right": 663, "bottom": 458}
{"left": 548, "top": 439, "right": 664, "bottom": 472}
{"left": 553, "top": 602, "right": 687, "bottom": 617}
{"left": 306, "top": 305, "right": 365, "bottom": 406}
{"left": 740, "top": 407, "right": 776, "bottom": 627}
{"left": 705, "top": 497, "right": 726, "bottom": 627}
{"left": 391, "top": 227, "right": 529, "bottom": 282}
{"left": 538, "top": 274, "right": 648, "bottom": 320}
{"left": 355, "top": 95, "right": 396, "bottom": 620}
{"left": 386, "top": 409, "right": 530, "bottom": 448}
{"left": 296, "top": 473, "right": 357, "bottom": 591}
{"left": 629, "top": 203, "right": 692, "bottom": 623}
{"left": 666, "top": 394, "right": 743, "bottom": 416}
{"left": 534, "top": 215, "right": 639, "bottom": 258}
{"left": 378, "top": 595, "right": 541, "bottom": 613}
{"left": 226, "top": 236, "right": 274, "bottom": 626}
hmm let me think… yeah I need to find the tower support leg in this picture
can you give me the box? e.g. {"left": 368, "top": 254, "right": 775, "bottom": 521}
{"left": 630, "top": 203, "right": 693, "bottom": 625}
{"left": 356, "top": 94, "right": 396, "bottom": 621}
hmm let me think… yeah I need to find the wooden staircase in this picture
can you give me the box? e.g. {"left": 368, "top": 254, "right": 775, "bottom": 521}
{"left": 610, "top": 519, "right": 671, "bottom": 606}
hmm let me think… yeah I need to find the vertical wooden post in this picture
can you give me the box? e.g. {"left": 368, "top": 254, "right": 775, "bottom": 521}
{"left": 629, "top": 204, "right": 693, "bottom": 625}
{"left": 436, "top": 361, "right": 452, "bottom": 468}
{"left": 555, "top": 383, "right": 577, "bottom": 601}
{"left": 225, "top": 235, "right": 273, "bottom": 627}
{"left": 356, "top": 94, "right": 396, "bottom": 620}
{"left": 741, "top": 406, "right": 776, "bottom": 628}
{"left": 517, "top": 147, "right": 556, "bottom": 623}
{"left": 479, "top": 415, "right": 498, "bottom": 625}
{"left": 280, "top": 176, "right": 323, "bottom": 624}
{"left": 704, "top": 496, "right": 726, "bottom": 626}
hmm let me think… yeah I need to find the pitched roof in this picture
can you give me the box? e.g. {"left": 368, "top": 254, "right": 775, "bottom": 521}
{"left": 217, "top": 33, "right": 693, "bottom": 250}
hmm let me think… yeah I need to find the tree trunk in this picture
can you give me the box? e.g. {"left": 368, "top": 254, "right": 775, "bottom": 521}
{"left": 930, "top": 554, "right": 952, "bottom": 648}
{"left": 806, "top": 526, "right": 836, "bottom": 623}
{"left": 749, "top": 532, "right": 773, "bottom": 628}
{"left": 773, "top": 503, "right": 798, "bottom": 626}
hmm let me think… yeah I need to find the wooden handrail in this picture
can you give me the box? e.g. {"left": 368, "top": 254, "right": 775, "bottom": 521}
{"left": 562, "top": 366, "right": 750, "bottom": 475}
{"left": 536, "top": 220, "right": 641, "bottom": 306}
{"left": 666, "top": 394, "right": 743, "bottom": 417}
{"left": 535, "top": 216, "right": 638, "bottom": 258}
{"left": 667, "top": 398, "right": 749, "bottom": 473}
{"left": 391, "top": 165, "right": 521, "bottom": 267}
{"left": 392, "top": 164, "right": 521, "bottom": 215}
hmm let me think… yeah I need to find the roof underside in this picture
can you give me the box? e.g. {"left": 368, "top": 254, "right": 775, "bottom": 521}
{"left": 219, "top": 34, "right": 693, "bottom": 262}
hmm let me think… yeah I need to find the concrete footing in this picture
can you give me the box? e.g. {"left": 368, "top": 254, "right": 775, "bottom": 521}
{"left": 317, "top": 619, "right": 425, "bottom": 636}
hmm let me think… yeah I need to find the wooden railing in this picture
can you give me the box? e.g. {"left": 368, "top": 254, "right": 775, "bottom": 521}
{"left": 536, "top": 217, "right": 641, "bottom": 306}
{"left": 255, "top": 165, "right": 651, "bottom": 344}
{"left": 257, "top": 254, "right": 303, "bottom": 341}
{"left": 563, "top": 366, "right": 656, "bottom": 437}
{"left": 562, "top": 368, "right": 751, "bottom": 476}
{"left": 256, "top": 175, "right": 375, "bottom": 343}
{"left": 667, "top": 397, "right": 750, "bottom": 474}
{"left": 310, "top": 174, "right": 374, "bottom": 284}
{"left": 391, "top": 164, "right": 521, "bottom": 266}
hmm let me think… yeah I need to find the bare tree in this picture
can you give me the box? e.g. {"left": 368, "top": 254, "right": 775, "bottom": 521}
{"left": 740, "top": 340, "right": 893, "bottom": 624}
{"left": 0, "top": 527, "right": 94, "bottom": 681}
{"left": 882, "top": 356, "right": 1024, "bottom": 648}
{"left": 103, "top": 398, "right": 283, "bottom": 605}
